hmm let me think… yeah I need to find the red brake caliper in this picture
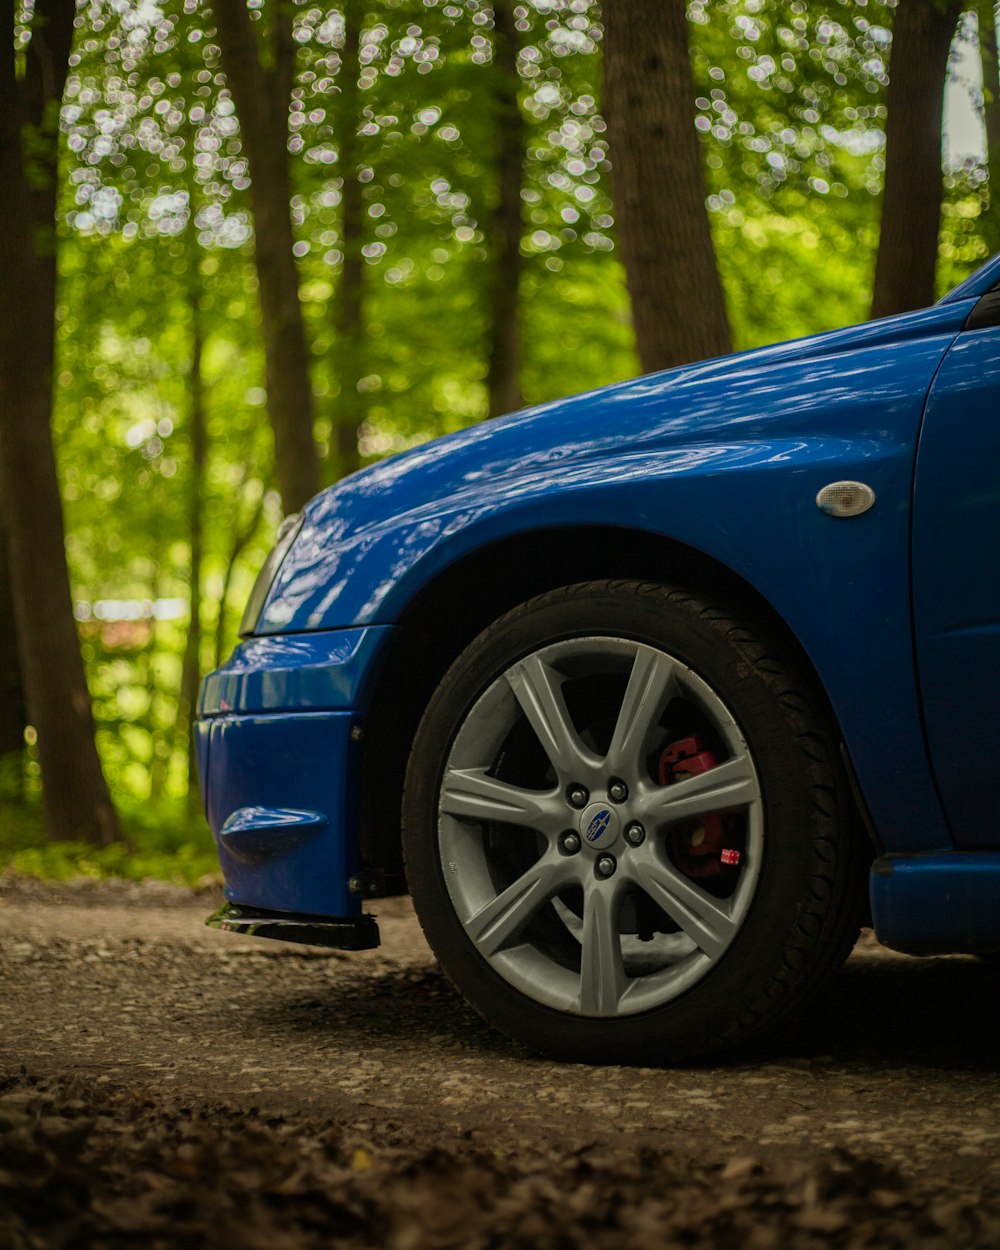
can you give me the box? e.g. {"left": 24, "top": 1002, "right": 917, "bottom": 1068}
{"left": 659, "top": 736, "right": 741, "bottom": 880}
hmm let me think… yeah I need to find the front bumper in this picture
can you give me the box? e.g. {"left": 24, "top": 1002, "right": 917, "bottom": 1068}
{"left": 195, "top": 626, "right": 392, "bottom": 921}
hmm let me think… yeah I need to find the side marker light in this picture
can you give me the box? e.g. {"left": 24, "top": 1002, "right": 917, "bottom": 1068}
{"left": 816, "top": 481, "right": 876, "bottom": 518}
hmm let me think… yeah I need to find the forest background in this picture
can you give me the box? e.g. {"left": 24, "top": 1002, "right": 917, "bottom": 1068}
{"left": 0, "top": 0, "right": 994, "bottom": 883}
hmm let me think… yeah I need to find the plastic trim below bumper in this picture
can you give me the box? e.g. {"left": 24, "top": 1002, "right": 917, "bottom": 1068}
{"left": 207, "top": 902, "right": 380, "bottom": 950}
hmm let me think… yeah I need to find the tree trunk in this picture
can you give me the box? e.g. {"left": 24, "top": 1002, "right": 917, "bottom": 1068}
{"left": 333, "top": 0, "right": 365, "bottom": 479}
{"left": 871, "top": 0, "right": 963, "bottom": 318}
{"left": 487, "top": 0, "right": 525, "bottom": 418}
{"left": 603, "top": 0, "right": 731, "bottom": 373}
{"left": 145, "top": 563, "right": 170, "bottom": 805}
{"left": 0, "top": 0, "right": 120, "bottom": 844}
{"left": 212, "top": 0, "right": 321, "bottom": 513}
{"left": 0, "top": 523, "right": 26, "bottom": 759}
{"left": 178, "top": 289, "right": 206, "bottom": 815}
{"left": 978, "top": 1, "right": 1000, "bottom": 255}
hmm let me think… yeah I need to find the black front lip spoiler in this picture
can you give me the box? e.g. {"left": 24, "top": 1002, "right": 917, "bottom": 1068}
{"left": 206, "top": 902, "right": 380, "bottom": 950}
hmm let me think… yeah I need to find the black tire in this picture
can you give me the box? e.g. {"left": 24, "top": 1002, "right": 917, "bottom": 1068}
{"left": 402, "top": 580, "right": 866, "bottom": 1064}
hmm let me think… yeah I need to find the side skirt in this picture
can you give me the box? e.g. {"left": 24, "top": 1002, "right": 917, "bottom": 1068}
{"left": 871, "top": 852, "right": 1000, "bottom": 954}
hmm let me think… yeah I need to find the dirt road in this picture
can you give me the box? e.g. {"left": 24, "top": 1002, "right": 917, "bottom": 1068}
{"left": 2, "top": 875, "right": 999, "bottom": 1248}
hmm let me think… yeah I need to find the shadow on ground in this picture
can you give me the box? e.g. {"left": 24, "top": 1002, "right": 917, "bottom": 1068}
{"left": 250, "top": 945, "right": 1000, "bottom": 1072}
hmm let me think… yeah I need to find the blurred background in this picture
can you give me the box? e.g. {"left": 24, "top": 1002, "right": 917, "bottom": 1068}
{"left": 0, "top": 0, "right": 993, "bottom": 882}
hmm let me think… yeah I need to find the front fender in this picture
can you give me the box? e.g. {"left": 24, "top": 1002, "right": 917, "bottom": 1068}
{"left": 256, "top": 300, "right": 970, "bottom": 854}
{"left": 267, "top": 436, "right": 942, "bottom": 856}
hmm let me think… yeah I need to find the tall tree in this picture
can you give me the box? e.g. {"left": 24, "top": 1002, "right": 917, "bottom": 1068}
{"left": 0, "top": 526, "right": 26, "bottom": 762}
{"left": 331, "top": 0, "right": 366, "bottom": 479}
{"left": 486, "top": 0, "right": 525, "bottom": 418}
{"left": 603, "top": 0, "right": 731, "bottom": 372}
{"left": 872, "top": 0, "right": 963, "bottom": 318}
{"left": 978, "top": 1, "right": 1000, "bottom": 255}
{"left": 0, "top": 0, "right": 120, "bottom": 844}
{"left": 212, "top": 0, "right": 321, "bottom": 512}
{"left": 177, "top": 283, "right": 207, "bottom": 814}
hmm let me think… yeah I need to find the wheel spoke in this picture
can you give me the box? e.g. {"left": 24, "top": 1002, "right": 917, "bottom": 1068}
{"left": 440, "top": 767, "right": 562, "bottom": 832}
{"left": 506, "top": 654, "right": 600, "bottom": 778}
{"left": 578, "top": 882, "right": 626, "bottom": 1016}
{"left": 643, "top": 755, "right": 758, "bottom": 823}
{"left": 605, "top": 646, "right": 678, "bottom": 775}
{"left": 633, "top": 855, "right": 738, "bottom": 961}
{"left": 464, "top": 856, "right": 567, "bottom": 958}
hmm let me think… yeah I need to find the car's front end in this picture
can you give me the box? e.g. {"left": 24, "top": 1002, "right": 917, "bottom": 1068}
{"left": 195, "top": 254, "right": 1000, "bottom": 1057}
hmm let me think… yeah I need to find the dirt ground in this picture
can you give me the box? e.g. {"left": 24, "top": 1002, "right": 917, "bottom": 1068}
{"left": 2, "top": 875, "right": 999, "bottom": 1249}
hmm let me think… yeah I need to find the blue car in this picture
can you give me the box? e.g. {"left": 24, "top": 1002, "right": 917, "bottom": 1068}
{"left": 196, "top": 253, "right": 1000, "bottom": 1063}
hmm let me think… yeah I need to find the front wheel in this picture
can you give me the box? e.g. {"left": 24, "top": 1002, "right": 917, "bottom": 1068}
{"left": 402, "top": 580, "right": 864, "bottom": 1063}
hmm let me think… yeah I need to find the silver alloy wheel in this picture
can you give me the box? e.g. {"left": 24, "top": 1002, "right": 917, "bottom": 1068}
{"left": 437, "top": 637, "right": 764, "bottom": 1018}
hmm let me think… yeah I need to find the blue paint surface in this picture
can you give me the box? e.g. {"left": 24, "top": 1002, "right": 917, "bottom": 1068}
{"left": 199, "top": 626, "right": 391, "bottom": 715}
{"left": 913, "top": 326, "right": 1000, "bottom": 847}
{"left": 202, "top": 711, "right": 360, "bottom": 918}
{"left": 219, "top": 806, "right": 328, "bottom": 867}
{"left": 871, "top": 853, "right": 1000, "bottom": 953}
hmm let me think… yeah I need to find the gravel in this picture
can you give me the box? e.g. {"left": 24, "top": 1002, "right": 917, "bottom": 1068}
{"left": 2, "top": 875, "right": 999, "bottom": 1248}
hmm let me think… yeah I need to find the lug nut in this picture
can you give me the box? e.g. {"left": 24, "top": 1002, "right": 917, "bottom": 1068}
{"left": 625, "top": 822, "right": 645, "bottom": 847}
{"left": 596, "top": 854, "right": 617, "bottom": 878}
{"left": 608, "top": 779, "right": 628, "bottom": 803}
{"left": 560, "top": 831, "right": 581, "bottom": 855}
{"left": 567, "top": 785, "right": 589, "bottom": 809}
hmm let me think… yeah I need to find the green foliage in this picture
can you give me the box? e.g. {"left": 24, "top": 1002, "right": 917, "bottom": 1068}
{"left": 690, "top": 0, "right": 898, "bottom": 342}
{"left": 1, "top": 799, "right": 219, "bottom": 885}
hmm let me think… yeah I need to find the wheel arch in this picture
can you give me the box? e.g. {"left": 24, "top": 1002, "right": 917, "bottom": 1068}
{"left": 357, "top": 523, "right": 874, "bottom": 896}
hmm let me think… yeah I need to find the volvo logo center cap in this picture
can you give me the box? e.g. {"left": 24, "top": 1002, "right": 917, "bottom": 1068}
{"left": 581, "top": 803, "right": 620, "bottom": 850}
